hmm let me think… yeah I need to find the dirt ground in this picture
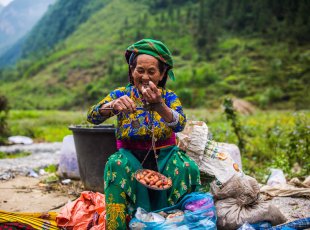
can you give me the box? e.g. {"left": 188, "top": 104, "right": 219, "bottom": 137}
{"left": 0, "top": 176, "right": 84, "bottom": 213}
{"left": 0, "top": 175, "right": 309, "bottom": 224}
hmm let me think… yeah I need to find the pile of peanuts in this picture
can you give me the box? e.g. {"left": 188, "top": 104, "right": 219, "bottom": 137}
{"left": 135, "top": 169, "right": 172, "bottom": 189}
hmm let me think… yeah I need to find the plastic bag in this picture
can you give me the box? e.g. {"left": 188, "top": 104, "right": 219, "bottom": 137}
{"left": 8, "top": 135, "right": 33, "bottom": 145}
{"left": 57, "top": 135, "right": 80, "bottom": 179}
{"left": 267, "top": 168, "right": 286, "bottom": 186}
{"left": 56, "top": 191, "right": 106, "bottom": 230}
{"left": 237, "top": 222, "right": 273, "bottom": 230}
{"left": 237, "top": 222, "right": 256, "bottom": 230}
{"left": 129, "top": 192, "right": 217, "bottom": 230}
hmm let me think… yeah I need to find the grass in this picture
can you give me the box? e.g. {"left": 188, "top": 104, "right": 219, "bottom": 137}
{"left": 4, "top": 109, "right": 310, "bottom": 183}
{"left": 0, "top": 151, "right": 31, "bottom": 159}
{"left": 8, "top": 110, "right": 87, "bottom": 142}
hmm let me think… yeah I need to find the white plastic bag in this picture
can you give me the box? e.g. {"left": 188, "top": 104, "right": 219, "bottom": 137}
{"left": 57, "top": 135, "right": 80, "bottom": 179}
{"left": 8, "top": 136, "right": 33, "bottom": 145}
{"left": 267, "top": 168, "right": 286, "bottom": 186}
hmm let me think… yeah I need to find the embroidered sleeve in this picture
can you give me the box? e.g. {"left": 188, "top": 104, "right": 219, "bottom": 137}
{"left": 87, "top": 87, "right": 126, "bottom": 125}
{"left": 164, "top": 90, "right": 186, "bottom": 132}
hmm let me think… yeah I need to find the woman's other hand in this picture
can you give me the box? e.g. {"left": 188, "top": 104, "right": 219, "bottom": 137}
{"left": 112, "top": 95, "right": 137, "bottom": 114}
{"left": 100, "top": 96, "right": 136, "bottom": 115}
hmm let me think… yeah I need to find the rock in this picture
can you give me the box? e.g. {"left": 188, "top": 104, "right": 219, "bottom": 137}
{"left": 8, "top": 136, "right": 33, "bottom": 145}
{"left": 0, "top": 142, "right": 62, "bottom": 178}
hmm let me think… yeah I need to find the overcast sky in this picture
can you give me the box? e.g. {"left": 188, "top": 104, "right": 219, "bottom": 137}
{"left": 0, "top": 0, "right": 13, "bottom": 6}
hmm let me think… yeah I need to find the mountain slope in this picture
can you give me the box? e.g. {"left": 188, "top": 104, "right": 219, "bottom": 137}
{"left": 0, "top": 0, "right": 309, "bottom": 110}
{"left": 0, "top": 0, "right": 107, "bottom": 67}
{"left": 0, "top": 0, "right": 55, "bottom": 57}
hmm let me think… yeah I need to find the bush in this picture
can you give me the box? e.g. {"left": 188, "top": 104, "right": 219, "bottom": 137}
{"left": 0, "top": 95, "right": 9, "bottom": 144}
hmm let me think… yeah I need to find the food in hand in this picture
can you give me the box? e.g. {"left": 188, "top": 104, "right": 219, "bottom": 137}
{"left": 135, "top": 169, "right": 172, "bottom": 190}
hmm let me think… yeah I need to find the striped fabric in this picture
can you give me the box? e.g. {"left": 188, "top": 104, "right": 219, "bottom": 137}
{"left": 0, "top": 211, "right": 59, "bottom": 230}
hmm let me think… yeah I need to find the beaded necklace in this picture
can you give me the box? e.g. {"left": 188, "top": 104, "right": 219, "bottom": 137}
{"left": 130, "top": 86, "right": 159, "bottom": 169}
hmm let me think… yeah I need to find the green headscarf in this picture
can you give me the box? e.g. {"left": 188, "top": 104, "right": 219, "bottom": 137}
{"left": 125, "top": 38, "right": 175, "bottom": 81}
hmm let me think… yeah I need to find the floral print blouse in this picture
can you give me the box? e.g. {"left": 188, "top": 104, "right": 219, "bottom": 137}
{"left": 87, "top": 84, "right": 186, "bottom": 141}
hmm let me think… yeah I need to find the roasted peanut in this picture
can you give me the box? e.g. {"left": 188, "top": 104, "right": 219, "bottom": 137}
{"left": 146, "top": 172, "right": 153, "bottom": 179}
{"left": 144, "top": 176, "right": 150, "bottom": 184}
{"left": 155, "top": 180, "right": 162, "bottom": 187}
{"left": 153, "top": 175, "right": 159, "bottom": 183}
{"left": 163, "top": 184, "right": 170, "bottom": 189}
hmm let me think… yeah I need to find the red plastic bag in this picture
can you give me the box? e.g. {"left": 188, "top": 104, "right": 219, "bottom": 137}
{"left": 56, "top": 191, "right": 106, "bottom": 230}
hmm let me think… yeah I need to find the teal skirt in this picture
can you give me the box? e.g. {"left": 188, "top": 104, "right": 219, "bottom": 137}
{"left": 104, "top": 145, "right": 201, "bottom": 229}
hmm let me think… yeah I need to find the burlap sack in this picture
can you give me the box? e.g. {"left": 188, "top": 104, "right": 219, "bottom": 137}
{"left": 211, "top": 175, "right": 286, "bottom": 230}
{"left": 177, "top": 121, "right": 243, "bottom": 185}
{"left": 215, "top": 198, "right": 286, "bottom": 230}
{"left": 211, "top": 174, "right": 260, "bottom": 206}
{"left": 177, "top": 120, "right": 208, "bottom": 156}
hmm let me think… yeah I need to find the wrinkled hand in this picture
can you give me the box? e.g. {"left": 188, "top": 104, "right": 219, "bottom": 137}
{"left": 141, "top": 81, "right": 162, "bottom": 104}
{"left": 112, "top": 95, "right": 136, "bottom": 113}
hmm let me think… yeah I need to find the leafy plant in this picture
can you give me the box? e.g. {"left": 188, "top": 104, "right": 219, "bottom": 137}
{"left": 286, "top": 113, "right": 310, "bottom": 176}
{"left": 0, "top": 95, "right": 9, "bottom": 144}
{"left": 0, "top": 151, "right": 31, "bottom": 159}
{"left": 223, "top": 97, "right": 246, "bottom": 153}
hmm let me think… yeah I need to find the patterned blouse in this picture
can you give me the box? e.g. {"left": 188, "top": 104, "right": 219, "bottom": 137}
{"left": 87, "top": 84, "right": 186, "bottom": 142}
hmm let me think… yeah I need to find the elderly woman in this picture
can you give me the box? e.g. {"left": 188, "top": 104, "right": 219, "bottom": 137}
{"left": 87, "top": 39, "right": 200, "bottom": 229}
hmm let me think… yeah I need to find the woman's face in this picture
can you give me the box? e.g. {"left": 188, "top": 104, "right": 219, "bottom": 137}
{"left": 131, "top": 54, "right": 164, "bottom": 92}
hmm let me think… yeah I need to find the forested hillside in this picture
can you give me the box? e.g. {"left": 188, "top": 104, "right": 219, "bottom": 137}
{"left": 0, "top": 0, "right": 309, "bottom": 110}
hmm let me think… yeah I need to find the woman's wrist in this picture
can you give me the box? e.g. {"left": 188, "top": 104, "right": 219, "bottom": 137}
{"left": 150, "top": 101, "right": 175, "bottom": 123}
{"left": 147, "top": 101, "right": 165, "bottom": 111}
{"left": 99, "top": 101, "right": 117, "bottom": 116}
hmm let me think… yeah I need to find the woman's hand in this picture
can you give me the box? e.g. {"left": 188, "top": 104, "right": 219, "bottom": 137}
{"left": 112, "top": 95, "right": 136, "bottom": 113}
{"left": 141, "top": 81, "right": 162, "bottom": 104}
{"left": 100, "top": 96, "right": 136, "bottom": 115}
{"left": 142, "top": 81, "right": 174, "bottom": 123}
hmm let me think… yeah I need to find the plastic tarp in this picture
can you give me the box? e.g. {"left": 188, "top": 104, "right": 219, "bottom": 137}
{"left": 129, "top": 192, "right": 217, "bottom": 230}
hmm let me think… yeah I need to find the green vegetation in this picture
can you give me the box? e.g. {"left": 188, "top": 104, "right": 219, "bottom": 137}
{"left": 0, "top": 95, "right": 9, "bottom": 144}
{"left": 44, "top": 164, "right": 58, "bottom": 173}
{"left": 0, "top": 150, "right": 31, "bottom": 159}
{"left": 6, "top": 109, "right": 309, "bottom": 182}
{"left": 191, "top": 109, "right": 310, "bottom": 182}
{"left": 8, "top": 110, "right": 86, "bottom": 142}
{"left": 0, "top": 0, "right": 309, "bottom": 110}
